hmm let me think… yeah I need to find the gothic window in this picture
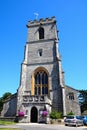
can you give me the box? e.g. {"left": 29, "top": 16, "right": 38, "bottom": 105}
{"left": 39, "top": 27, "right": 44, "bottom": 39}
{"left": 69, "top": 92, "right": 74, "bottom": 100}
{"left": 34, "top": 71, "right": 48, "bottom": 95}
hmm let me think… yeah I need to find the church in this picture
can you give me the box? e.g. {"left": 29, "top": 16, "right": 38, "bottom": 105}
{"left": 1, "top": 16, "right": 81, "bottom": 123}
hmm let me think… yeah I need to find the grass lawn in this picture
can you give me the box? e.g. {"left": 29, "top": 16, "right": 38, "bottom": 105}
{"left": 0, "top": 120, "right": 22, "bottom": 130}
{"left": 0, "top": 120, "right": 16, "bottom": 125}
{"left": 0, "top": 128, "right": 22, "bottom": 130}
{"left": 0, "top": 121, "right": 23, "bottom": 130}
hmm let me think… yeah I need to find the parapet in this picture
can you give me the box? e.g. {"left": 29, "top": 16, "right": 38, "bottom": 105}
{"left": 27, "top": 16, "right": 56, "bottom": 28}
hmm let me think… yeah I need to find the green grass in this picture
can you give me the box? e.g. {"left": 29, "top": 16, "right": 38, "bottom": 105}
{"left": 0, "top": 128, "right": 21, "bottom": 130}
{"left": 0, "top": 120, "right": 16, "bottom": 125}
{"left": 0, "top": 121, "right": 22, "bottom": 130}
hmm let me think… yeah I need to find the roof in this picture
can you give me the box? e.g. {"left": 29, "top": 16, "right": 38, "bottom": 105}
{"left": 65, "top": 85, "right": 78, "bottom": 92}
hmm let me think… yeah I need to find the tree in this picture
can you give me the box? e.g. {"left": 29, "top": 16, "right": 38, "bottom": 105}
{"left": 79, "top": 90, "right": 87, "bottom": 113}
{"left": 2, "top": 92, "right": 12, "bottom": 100}
{"left": 0, "top": 92, "right": 12, "bottom": 114}
{"left": 0, "top": 97, "right": 3, "bottom": 112}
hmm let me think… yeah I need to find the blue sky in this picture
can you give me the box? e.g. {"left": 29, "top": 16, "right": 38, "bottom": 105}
{"left": 0, "top": 0, "right": 87, "bottom": 97}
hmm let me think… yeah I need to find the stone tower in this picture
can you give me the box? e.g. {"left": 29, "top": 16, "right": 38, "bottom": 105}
{"left": 17, "top": 16, "right": 66, "bottom": 122}
{"left": 1, "top": 16, "right": 81, "bottom": 120}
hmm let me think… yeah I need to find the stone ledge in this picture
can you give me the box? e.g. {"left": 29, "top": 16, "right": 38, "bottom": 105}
{"left": 50, "top": 119, "right": 64, "bottom": 124}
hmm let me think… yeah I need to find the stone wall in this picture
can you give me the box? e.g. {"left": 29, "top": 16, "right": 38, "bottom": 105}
{"left": 1, "top": 93, "right": 17, "bottom": 117}
{"left": 65, "top": 86, "right": 81, "bottom": 115}
{"left": 27, "top": 17, "right": 57, "bottom": 42}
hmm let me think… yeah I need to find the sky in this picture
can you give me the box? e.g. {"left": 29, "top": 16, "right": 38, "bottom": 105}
{"left": 0, "top": 0, "right": 87, "bottom": 97}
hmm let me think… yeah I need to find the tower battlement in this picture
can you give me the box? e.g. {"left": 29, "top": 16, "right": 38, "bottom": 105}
{"left": 27, "top": 16, "right": 56, "bottom": 27}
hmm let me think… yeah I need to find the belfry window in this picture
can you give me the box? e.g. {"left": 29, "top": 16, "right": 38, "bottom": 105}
{"left": 39, "top": 27, "right": 44, "bottom": 39}
{"left": 69, "top": 92, "right": 74, "bottom": 100}
{"left": 34, "top": 71, "right": 48, "bottom": 95}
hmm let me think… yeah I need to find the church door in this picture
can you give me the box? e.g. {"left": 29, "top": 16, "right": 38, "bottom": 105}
{"left": 31, "top": 107, "right": 38, "bottom": 123}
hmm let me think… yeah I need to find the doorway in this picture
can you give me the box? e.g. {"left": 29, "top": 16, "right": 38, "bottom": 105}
{"left": 31, "top": 107, "right": 38, "bottom": 123}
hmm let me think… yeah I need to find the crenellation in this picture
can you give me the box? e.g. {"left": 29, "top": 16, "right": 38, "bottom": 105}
{"left": 39, "top": 18, "right": 45, "bottom": 22}
{"left": 27, "top": 16, "right": 56, "bottom": 28}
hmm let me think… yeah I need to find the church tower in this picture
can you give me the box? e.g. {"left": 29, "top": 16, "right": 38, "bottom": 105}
{"left": 1, "top": 16, "right": 81, "bottom": 120}
{"left": 17, "top": 16, "right": 66, "bottom": 122}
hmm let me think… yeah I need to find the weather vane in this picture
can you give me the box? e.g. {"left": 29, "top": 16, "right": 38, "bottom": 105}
{"left": 34, "top": 13, "right": 39, "bottom": 20}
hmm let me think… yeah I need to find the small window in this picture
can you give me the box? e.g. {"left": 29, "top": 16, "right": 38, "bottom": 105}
{"left": 39, "top": 27, "right": 44, "bottom": 39}
{"left": 38, "top": 49, "right": 42, "bottom": 56}
{"left": 69, "top": 92, "right": 74, "bottom": 100}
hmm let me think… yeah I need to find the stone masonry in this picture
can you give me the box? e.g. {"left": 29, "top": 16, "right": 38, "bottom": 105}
{"left": 1, "top": 17, "right": 81, "bottom": 123}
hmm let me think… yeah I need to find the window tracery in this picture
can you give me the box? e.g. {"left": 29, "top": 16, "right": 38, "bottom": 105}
{"left": 34, "top": 70, "right": 48, "bottom": 95}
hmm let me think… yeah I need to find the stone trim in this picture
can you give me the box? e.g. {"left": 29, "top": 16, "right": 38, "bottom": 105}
{"left": 22, "top": 61, "right": 54, "bottom": 66}
{"left": 26, "top": 38, "right": 57, "bottom": 44}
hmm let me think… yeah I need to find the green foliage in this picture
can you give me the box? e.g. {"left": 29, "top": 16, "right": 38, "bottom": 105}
{"left": 67, "top": 111, "right": 74, "bottom": 115}
{"left": 50, "top": 110, "right": 62, "bottom": 119}
{"left": 0, "top": 128, "right": 22, "bottom": 130}
{"left": 0, "top": 97, "right": 3, "bottom": 112}
{"left": 79, "top": 90, "right": 87, "bottom": 113}
{"left": 0, "top": 92, "right": 12, "bottom": 114}
{"left": 0, "top": 120, "right": 16, "bottom": 125}
{"left": 2, "top": 92, "right": 12, "bottom": 100}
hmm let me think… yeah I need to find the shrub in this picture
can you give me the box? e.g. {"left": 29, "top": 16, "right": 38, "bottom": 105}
{"left": 50, "top": 110, "right": 62, "bottom": 119}
{"left": 67, "top": 111, "right": 74, "bottom": 116}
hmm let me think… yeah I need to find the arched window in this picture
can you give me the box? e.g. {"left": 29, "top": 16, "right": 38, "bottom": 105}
{"left": 34, "top": 70, "right": 48, "bottom": 95}
{"left": 39, "top": 27, "right": 44, "bottom": 39}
